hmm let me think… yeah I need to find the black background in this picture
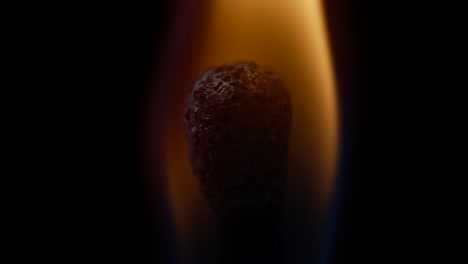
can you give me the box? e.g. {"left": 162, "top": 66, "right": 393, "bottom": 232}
{"left": 324, "top": 1, "right": 466, "bottom": 263}
{"left": 77, "top": 0, "right": 466, "bottom": 263}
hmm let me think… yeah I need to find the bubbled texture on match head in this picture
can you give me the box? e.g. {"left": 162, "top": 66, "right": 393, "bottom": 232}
{"left": 184, "top": 62, "right": 292, "bottom": 215}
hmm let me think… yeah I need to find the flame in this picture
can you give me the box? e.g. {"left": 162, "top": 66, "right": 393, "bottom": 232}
{"left": 164, "top": 0, "right": 338, "bottom": 258}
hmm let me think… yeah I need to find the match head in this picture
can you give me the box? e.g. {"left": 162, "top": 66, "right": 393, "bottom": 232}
{"left": 184, "top": 62, "right": 292, "bottom": 215}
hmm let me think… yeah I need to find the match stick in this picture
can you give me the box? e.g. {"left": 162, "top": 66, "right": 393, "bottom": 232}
{"left": 185, "top": 62, "right": 292, "bottom": 263}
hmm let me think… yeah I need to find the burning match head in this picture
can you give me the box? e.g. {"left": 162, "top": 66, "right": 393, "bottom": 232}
{"left": 184, "top": 62, "right": 292, "bottom": 215}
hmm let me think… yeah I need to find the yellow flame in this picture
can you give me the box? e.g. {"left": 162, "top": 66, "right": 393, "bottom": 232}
{"left": 164, "top": 0, "right": 338, "bottom": 258}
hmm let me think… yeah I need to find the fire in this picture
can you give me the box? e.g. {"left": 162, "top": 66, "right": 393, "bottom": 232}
{"left": 163, "top": 0, "right": 338, "bottom": 259}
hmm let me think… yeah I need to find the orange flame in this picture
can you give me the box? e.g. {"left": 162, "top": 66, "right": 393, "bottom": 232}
{"left": 163, "top": 0, "right": 338, "bottom": 260}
